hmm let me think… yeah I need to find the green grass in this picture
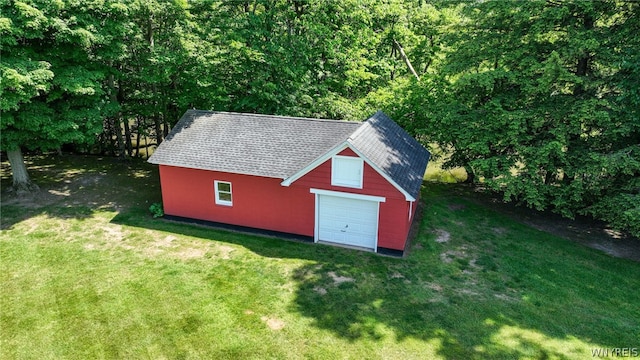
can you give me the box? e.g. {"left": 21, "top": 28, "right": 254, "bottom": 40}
{"left": 424, "top": 164, "right": 467, "bottom": 183}
{"left": 423, "top": 146, "right": 467, "bottom": 183}
{"left": 1, "top": 155, "right": 639, "bottom": 359}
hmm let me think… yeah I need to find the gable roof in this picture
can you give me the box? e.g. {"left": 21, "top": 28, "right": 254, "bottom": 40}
{"left": 148, "top": 110, "right": 430, "bottom": 200}
{"left": 349, "top": 111, "right": 430, "bottom": 200}
{"left": 148, "top": 110, "right": 360, "bottom": 179}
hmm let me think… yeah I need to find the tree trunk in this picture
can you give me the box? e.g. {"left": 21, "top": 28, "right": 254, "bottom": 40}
{"left": 123, "top": 117, "right": 133, "bottom": 157}
{"left": 154, "top": 115, "right": 163, "bottom": 146}
{"left": 393, "top": 39, "right": 420, "bottom": 81}
{"left": 463, "top": 164, "right": 476, "bottom": 183}
{"left": 107, "top": 74, "right": 127, "bottom": 159}
{"left": 6, "top": 148, "right": 39, "bottom": 194}
{"left": 114, "top": 119, "right": 126, "bottom": 158}
{"left": 134, "top": 116, "right": 142, "bottom": 158}
{"left": 573, "top": 12, "right": 593, "bottom": 96}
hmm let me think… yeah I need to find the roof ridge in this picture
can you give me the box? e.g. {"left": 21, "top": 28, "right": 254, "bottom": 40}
{"left": 349, "top": 110, "right": 384, "bottom": 140}
{"left": 189, "top": 109, "right": 361, "bottom": 124}
{"left": 346, "top": 110, "right": 431, "bottom": 199}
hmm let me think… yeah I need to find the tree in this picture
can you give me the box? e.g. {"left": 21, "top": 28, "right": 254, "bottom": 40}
{"left": 410, "top": 0, "right": 640, "bottom": 236}
{"left": 1, "top": 0, "right": 108, "bottom": 192}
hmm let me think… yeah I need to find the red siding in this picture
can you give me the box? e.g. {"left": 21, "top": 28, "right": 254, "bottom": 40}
{"left": 159, "top": 165, "right": 315, "bottom": 236}
{"left": 293, "top": 148, "right": 412, "bottom": 250}
{"left": 157, "top": 147, "right": 418, "bottom": 252}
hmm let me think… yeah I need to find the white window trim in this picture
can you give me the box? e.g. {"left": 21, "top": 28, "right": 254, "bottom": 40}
{"left": 214, "top": 180, "right": 233, "bottom": 206}
{"left": 331, "top": 155, "right": 364, "bottom": 189}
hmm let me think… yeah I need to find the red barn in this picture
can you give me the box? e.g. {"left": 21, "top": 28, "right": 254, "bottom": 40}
{"left": 148, "top": 110, "right": 430, "bottom": 256}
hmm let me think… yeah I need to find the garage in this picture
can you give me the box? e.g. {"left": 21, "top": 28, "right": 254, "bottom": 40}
{"left": 315, "top": 191, "right": 383, "bottom": 250}
{"left": 152, "top": 110, "right": 430, "bottom": 256}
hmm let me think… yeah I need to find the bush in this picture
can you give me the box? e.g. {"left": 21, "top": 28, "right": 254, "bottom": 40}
{"left": 586, "top": 192, "right": 640, "bottom": 238}
{"left": 149, "top": 203, "right": 164, "bottom": 218}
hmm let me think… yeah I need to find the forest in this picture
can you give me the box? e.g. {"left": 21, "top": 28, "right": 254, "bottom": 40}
{"left": 1, "top": 0, "right": 639, "bottom": 237}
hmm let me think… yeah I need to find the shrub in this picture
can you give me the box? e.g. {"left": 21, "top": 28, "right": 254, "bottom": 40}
{"left": 149, "top": 203, "right": 164, "bottom": 218}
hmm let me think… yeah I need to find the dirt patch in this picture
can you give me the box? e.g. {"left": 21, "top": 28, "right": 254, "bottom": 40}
{"left": 459, "top": 288, "right": 481, "bottom": 297}
{"left": 494, "top": 293, "right": 518, "bottom": 302}
{"left": 216, "top": 245, "right": 235, "bottom": 259}
{"left": 425, "top": 282, "right": 443, "bottom": 292}
{"left": 261, "top": 316, "right": 285, "bottom": 330}
{"left": 138, "top": 235, "right": 179, "bottom": 256}
{"left": 434, "top": 229, "right": 450, "bottom": 243}
{"left": 447, "top": 203, "right": 466, "bottom": 211}
{"left": 173, "top": 247, "right": 207, "bottom": 260}
{"left": 2, "top": 189, "right": 62, "bottom": 209}
{"left": 3, "top": 173, "right": 108, "bottom": 209}
{"left": 439, "top": 251, "right": 453, "bottom": 263}
{"left": 77, "top": 173, "right": 105, "bottom": 187}
{"left": 440, "top": 250, "right": 462, "bottom": 263}
{"left": 48, "top": 189, "right": 71, "bottom": 197}
{"left": 314, "top": 286, "right": 327, "bottom": 295}
{"left": 153, "top": 235, "right": 177, "bottom": 248}
{"left": 102, "top": 225, "right": 125, "bottom": 242}
{"left": 587, "top": 241, "right": 638, "bottom": 260}
{"left": 492, "top": 227, "right": 507, "bottom": 235}
{"left": 328, "top": 271, "right": 354, "bottom": 285}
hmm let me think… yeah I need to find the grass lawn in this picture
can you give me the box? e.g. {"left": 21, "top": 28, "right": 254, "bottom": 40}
{"left": 1, "top": 155, "right": 639, "bottom": 359}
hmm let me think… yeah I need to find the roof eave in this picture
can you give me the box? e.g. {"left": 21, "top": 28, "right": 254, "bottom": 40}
{"left": 281, "top": 141, "right": 350, "bottom": 187}
{"left": 281, "top": 140, "right": 417, "bottom": 202}
{"left": 346, "top": 141, "right": 417, "bottom": 202}
{"left": 151, "top": 162, "right": 287, "bottom": 180}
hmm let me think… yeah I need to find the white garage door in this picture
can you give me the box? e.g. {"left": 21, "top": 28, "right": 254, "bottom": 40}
{"left": 317, "top": 194, "right": 379, "bottom": 250}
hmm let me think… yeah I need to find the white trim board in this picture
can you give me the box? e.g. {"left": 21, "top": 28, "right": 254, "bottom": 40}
{"left": 214, "top": 180, "right": 233, "bottom": 206}
{"left": 281, "top": 141, "right": 350, "bottom": 186}
{"left": 281, "top": 141, "right": 416, "bottom": 201}
{"left": 310, "top": 188, "right": 386, "bottom": 203}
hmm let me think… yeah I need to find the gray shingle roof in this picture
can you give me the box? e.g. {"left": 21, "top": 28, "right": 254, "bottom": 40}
{"left": 148, "top": 110, "right": 430, "bottom": 199}
{"left": 148, "top": 110, "right": 361, "bottom": 179}
{"left": 348, "top": 111, "right": 431, "bottom": 199}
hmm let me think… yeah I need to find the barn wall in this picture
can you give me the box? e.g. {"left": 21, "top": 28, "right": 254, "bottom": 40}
{"left": 293, "top": 148, "right": 412, "bottom": 251}
{"left": 158, "top": 165, "right": 315, "bottom": 236}
{"left": 157, "top": 146, "right": 418, "bottom": 252}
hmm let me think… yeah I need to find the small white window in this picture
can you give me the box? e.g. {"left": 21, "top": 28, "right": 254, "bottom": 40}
{"left": 214, "top": 180, "right": 232, "bottom": 206}
{"left": 331, "top": 155, "right": 363, "bottom": 188}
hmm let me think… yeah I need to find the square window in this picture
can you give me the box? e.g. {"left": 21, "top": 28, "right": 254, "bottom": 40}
{"left": 331, "top": 156, "right": 363, "bottom": 188}
{"left": 214, "top": 180, "right": 233, "bottom": 206}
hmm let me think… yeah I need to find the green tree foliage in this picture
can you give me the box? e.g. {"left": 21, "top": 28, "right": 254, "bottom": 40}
{"left": 119, "top": 0, "right": 195, "bottom": 144}
{"left": 2, "top": 0, "right": 637, "bottom": 236}
{"left": 196, "top": 0, "right": 420, "bottom": 120}
{"left": 1, "top": 0, "right": 110, "bottom": 190}
{"left": 1, "top": 0, "right": 109, "bottom": 151}
{"left": 405, "top": 0, "right": 640, "bottom": 236}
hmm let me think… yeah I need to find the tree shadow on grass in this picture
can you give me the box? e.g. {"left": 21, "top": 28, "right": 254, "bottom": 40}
{"left": 286, "top": 261, "right": 597, "bottom": 359}
{"left": 112, "top": 199, "right": 640, "bottom": 360}
{"left": 12, "top": 154, "right": 635, "bottom": 359}
{"left": 0, "top": 154, "right": 160, "bottom": 230}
